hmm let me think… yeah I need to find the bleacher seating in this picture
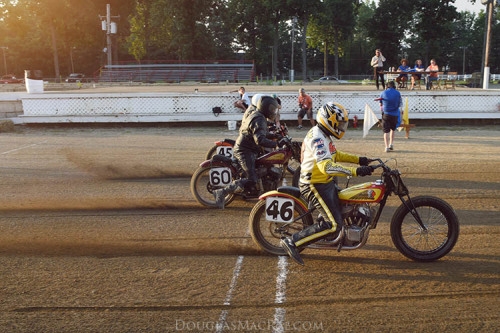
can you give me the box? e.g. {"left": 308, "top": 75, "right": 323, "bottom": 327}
{"left": 96, "top": 61, "right": 255, "bottom": 83}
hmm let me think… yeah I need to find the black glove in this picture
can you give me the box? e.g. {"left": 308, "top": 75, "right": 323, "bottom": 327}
{"left": 356, "top": 166, "right": 373, "bottom": 176}
{"left": 358, "top": 157, "right": 373, "bottom": 166}
{"left": 278, "top": 138, "right": 288, "bottom": 148}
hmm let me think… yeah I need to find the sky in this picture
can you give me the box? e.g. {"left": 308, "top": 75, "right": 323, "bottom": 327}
{"left": 372, "top": 0, "right": 487, "bottom": 15}
{"left": 453, "top": 0, "right": 487, "bottom": 14}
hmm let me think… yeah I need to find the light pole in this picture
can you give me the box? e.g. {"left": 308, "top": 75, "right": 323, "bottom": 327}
{"left": 69, "top": 47, "right": 76, "bottom": 73}
{"left": 0, "top": 47, "right": 8, "bottom": 75}
{"left": 269, "top": 46, "right": 274, "bottom": 81}
{"left": 461, "top": 46, "right": 466, "bottom": 76}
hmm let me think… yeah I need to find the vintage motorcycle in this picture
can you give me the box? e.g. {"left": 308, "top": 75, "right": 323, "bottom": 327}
{"left": 204, "top": 123, "right": 301, "bottom": 175}
{"left": 249, "top": 159, "right": 459, "bottom": 262}
{"left": 191, "top": 136, "right": 302, "bottom": 208}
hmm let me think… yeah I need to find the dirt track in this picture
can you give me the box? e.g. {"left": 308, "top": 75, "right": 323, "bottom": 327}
{"left": 0, "top": 124, "right": 499, "bottom": 332}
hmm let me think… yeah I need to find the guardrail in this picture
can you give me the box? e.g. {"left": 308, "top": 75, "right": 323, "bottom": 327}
{"left": 16, "top": 91, "right": 500, "bottom": 124}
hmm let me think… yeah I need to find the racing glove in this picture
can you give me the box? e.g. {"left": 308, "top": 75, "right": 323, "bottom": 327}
{"left": 358, "top": 157, "right": 374, "bottom": 166}
{"left": 278, "top": 138, "right": 288, "bottom": 148}
{"left": 356, "top": 166, "right": 373, "bottom": 176}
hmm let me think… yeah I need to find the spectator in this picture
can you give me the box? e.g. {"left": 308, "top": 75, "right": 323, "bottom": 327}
{"left": 395, "top": 59, "right": 410, "bottom": 88}
{"left": 426, "top": 59, "right": 439, "bottom": 90}
{"left": 379, "top": 81, "right": 403, "bottom": 153}
{"left": 230, "top": 86, "right": 251, "bottom": 111}
{"left": 410, "top": 59, "right": 425, "bottom": 90}
{"left": 297, "top": 88, "right": 315, "bottom": 129}
{"left": 370, "top": 49, "right": 386, "bottom": 90}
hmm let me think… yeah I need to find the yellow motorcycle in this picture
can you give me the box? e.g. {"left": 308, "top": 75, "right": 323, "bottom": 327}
{"left": 249, "top": 159, "right": 459, "bottom": 262}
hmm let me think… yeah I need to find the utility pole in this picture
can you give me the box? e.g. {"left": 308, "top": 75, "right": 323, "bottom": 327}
{"left": 0, "top": 47, "right": 7, "bottom": 74}
{"left": 481, "top": 0, "right": 495, "bottom": 89}
{"left": 290, "top": 17, "right": 297, "bottom": 83}
{"left": 99, "top": 4, "right": 119, "bottom": 68}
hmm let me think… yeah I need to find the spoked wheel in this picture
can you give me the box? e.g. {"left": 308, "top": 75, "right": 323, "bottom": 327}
{"left": 391, "top": 196, "right": 459, "bottom": 261}
{"left": 249, "top": 199, "right": 313, "bottom": 255}
{"left": 190, "top": 166, "right": 236, "bottom": 207}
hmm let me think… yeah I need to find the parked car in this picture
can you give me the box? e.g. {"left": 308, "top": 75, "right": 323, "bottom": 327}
{"left": 65, "top": 73, "right": 87, "bottom": 83}
{"left": 314, "top": 76, "right": 349, "bottom": 84}
{"left": 0, "top": 74, "right": 24, "bottom": 84}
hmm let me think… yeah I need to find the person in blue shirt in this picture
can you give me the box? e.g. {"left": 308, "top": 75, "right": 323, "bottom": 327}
{"left": 410, "top": 59, "right": 425, "bottom": 90}
{"left": 395, "top": 59, "right": 410, "bottom": 88}
{"left": 379, "top": 81, "right": 403, "bottom": 152}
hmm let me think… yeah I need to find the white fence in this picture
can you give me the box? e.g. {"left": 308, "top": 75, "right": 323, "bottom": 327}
{"left": 18, "top": 91, "right": 500, "bottom": 123}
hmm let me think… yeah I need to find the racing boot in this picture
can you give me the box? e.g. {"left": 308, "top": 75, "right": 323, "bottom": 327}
{"left": 213, "top": 182, "right": 244, "bottom": 209}
{"left": 280, "top": 238, "right": 304, "bottom": 266}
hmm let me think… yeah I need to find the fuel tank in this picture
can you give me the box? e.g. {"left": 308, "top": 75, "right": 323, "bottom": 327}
{"left": 339, "top": 181, "right": 385, "bottom": 203}
{"left": 256, "top": 149, "right": 290, "bottom": 166}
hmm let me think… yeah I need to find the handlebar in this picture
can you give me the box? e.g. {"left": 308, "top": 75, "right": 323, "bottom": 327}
{"left": 368, "top": 158, "right": 392, "bottom": 171}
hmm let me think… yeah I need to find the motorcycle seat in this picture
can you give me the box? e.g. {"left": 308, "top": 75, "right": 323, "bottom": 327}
{"left": 211, "top": 154, "right": 232, "bottom": 164}
{"left": 222, "top": 138, "right": 236, "bottom": 145}
{"left": 277, "top": 186, "right": 301, "bottom": 198}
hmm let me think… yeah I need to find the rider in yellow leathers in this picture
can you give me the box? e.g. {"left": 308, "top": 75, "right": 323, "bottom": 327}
{"left": 281, "top": 102, "right": 374, "bottom": 265}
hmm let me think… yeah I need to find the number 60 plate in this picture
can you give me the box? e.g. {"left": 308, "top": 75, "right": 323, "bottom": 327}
{"left": 265, "top": 197, "right": 295, "bottom": 223}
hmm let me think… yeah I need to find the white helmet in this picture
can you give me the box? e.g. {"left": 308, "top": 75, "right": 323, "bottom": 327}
{"left": 316, "top": 102, "right": 348, "bottom": 139}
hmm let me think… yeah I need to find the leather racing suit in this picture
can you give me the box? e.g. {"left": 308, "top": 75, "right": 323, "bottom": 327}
{"left": 293, "top": 126, "right": 362, "bottom": 247}
{"left": 233, "top": 109, "right": 278, "bottom": 193}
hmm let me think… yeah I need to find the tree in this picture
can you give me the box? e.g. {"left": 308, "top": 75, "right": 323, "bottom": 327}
{"left": 307, "top": 0, "right": 359, "bottom": 76}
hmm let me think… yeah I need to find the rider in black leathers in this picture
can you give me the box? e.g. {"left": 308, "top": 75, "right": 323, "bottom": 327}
{"left": 214, "top": 96, "right": 285, "bottom": 209}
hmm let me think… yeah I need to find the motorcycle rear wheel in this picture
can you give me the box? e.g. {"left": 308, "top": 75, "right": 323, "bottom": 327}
{"left": 190, "top": 166, "right": 236, "bottom": 208}
{"left": 391, "top": 196, "right": 459, "bottom": 262}
{"left": 249, "top": 199, "right": 313, "bottom": 255}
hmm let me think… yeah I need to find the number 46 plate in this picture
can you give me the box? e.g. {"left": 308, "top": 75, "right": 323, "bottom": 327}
{"left": 265, "top": 197, "right": 295, "bottom": 223}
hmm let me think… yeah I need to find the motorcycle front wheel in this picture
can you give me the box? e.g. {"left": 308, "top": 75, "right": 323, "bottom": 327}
{"left": 205, "top": 145, "right": 218, "bottom": 161}
{"left": 190, "top": 166, "right": 236, "bottom": 208}
{"left": 249, "top": 199, "right": 313, "bottom": 255}
{"left": 391, "top": 196, "right": 459, "bottom": 262}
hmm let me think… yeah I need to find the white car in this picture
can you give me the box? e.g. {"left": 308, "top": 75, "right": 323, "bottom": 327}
{"left": 314, "top": 76, "right": 349, "bottom": 84}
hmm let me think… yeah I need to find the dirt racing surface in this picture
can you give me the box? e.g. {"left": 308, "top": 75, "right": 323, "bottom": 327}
{"left": 0, "top": 124, "right": 498, "bottom": 332}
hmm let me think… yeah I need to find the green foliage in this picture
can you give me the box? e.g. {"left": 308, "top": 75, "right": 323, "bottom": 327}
{"left": 0, "top": 0, "right": 497, "bottom": 79}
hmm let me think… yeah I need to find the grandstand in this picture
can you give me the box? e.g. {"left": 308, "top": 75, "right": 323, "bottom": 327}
{"left": 95, "top": 60, "right": 255, "bottom": 83}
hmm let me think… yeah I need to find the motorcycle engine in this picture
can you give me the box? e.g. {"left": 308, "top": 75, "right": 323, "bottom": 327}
{"left": 257, "top": 166, "right": 283, "bottom": 192}
{"left": 344, "top": 204, "right": 372, "bottom": 243}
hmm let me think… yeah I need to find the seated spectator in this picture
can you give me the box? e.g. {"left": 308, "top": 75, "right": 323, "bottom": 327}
{"left": 395, "top": 59, "right": 410, "bottom": 88}
{"left": 410, "top": 59, "right": 425, "bottom": 90}
{"left": 230, "top": 86, "right": 251, "bottom": 112}
{"left": 426, "top": 59, "right": 439, "bottom": 89}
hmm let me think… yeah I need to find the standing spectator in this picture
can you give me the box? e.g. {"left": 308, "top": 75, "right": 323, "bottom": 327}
{"left": 395, "top": 59, "right": 410, "bottom": 88}
{"left": 371, "top": 49, "right": 386, "bottom": 90}
{"left": 230, "top": 86, "right": 251, "bottom": 111}
{"left": 297, "top": 88, "right": 315, "bottom": 129}
{"left": 379, "top": 81, "right": 403, "bottom": 152}
{"left": 426, "top": 59, "right": 439, "bottom": 90}
{"left": 410, "top": 59, "right": 425, "bottom": 90}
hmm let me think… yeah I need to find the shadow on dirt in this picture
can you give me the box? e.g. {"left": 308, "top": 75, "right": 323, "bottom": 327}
{"left": 0, "top": 238, "right": 262, "bottom": 258}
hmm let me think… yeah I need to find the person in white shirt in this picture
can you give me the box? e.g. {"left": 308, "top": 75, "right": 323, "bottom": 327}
{"left": 231, "top": 86, "right": 251, "bottom": 111}
{"left": 370, "top": 49, "right": 386, "bottom": 90}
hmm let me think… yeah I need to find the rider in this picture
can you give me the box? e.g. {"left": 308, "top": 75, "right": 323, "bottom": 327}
{"left": 213, "top": 96, "right": 286, "bottom": 209}
{"left": 281, "top": 102, "right": 374, "bottom": 265}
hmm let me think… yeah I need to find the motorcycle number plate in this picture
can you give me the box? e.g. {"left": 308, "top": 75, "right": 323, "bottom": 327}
{"left": 209, "top": 167, "right": 232, "bottom": 186}
{"left": 265, "top": 197, "right": 295, "bottom": 223}
{"left": 216, "top": 146, "right": 233, "bottom": 158}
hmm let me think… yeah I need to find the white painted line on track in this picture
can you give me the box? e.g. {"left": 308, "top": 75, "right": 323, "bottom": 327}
{"left": 1, "top": 141, "right": 47, "bottom": 155}
{"left": 272, "top": 256, "right": 289, "bottom": 333}
{"left": 216, "top": 255, "right": 244, "bottom": 333}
